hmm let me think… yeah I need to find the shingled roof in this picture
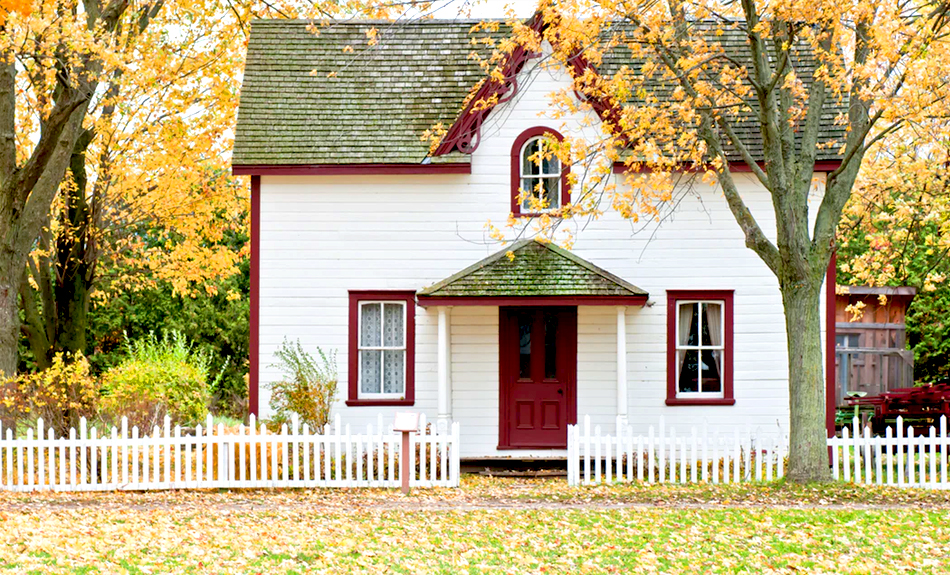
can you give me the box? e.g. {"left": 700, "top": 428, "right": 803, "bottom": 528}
{"left": 233, "top": 19, "right": 494, "bottom": 166}
{"left": 416, "top": 240, "right": 648, "bottom": 302}
{"left": 233, "top": 19, "right": 847, "bottom": 167}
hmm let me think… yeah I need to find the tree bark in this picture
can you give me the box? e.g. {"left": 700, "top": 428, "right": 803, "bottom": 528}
{"left": 781, "top": 271, "right": 830, "bottom": 482}
{"left": 0, "top": 252, "right": 17, "bottom": 377}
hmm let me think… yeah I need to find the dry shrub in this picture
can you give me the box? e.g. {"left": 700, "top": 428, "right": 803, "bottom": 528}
{"left": 268, "top": 340, "right": 337, "bottom": 431}
{"left": 0, "top": 352, "right": 99, "bottom": 437}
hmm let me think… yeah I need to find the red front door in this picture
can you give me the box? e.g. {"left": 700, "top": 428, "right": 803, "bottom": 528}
{"left": 499, "top": 307, "right": 577, "bottom": 449}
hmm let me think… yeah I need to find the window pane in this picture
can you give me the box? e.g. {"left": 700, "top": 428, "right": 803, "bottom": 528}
{"left": 383, "top": 303, "right": 404, "bottom": 347}
{"left": 544, "top": 312, "right": 558, "bottom": 379}
{"left": 542, "top": 150, "right": 559, "bottom": 175}
{"left": 700, "top": 349, "right": 722, "bottom": 392}
{"left": 383, "top": 350, "right": 405, "bottom": 394}
{"left": 678, "top": 303, "right": 698, "bottom": 346}
{"left": 518, "top": 314, "right": 532, "bottom": 379}
{"left": 677, "top": 349, "right": 699, "bottom": 392}
{"left": 360, "top": 303, "right": 381, "bottom": 347}
{"left": 702, "top": 303, "right": 722, "bottom": 346}
{"left": 521, "top": 177, "right": 539, "bottom": 208}
{"left": 543, "top": 176, "right": 560, "bottom": 207}
{"left": 360, "top": 350, "right": 381, "bottom": 394}
{"left": 522, "top": 140, "right": 541, "bottom": 175}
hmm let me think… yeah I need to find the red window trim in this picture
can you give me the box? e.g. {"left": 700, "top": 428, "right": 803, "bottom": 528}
{"left": 510, "top": 127, "right": 571, "bottom": 217}
{"left": 346, "top": 290, "right": 416, "bottom": 407}
{"left": 666, "top": 290, "right": 736, "bottom": 406}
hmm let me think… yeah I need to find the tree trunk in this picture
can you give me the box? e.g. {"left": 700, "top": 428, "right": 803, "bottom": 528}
{"left": 0, "top": 252, "right": 17, "bottom": 377}
{"left": 55, "top": 140, "right": 93, "bottom": 357}
{"left": 781, "top": 272, "right": 831, "bottom": 483}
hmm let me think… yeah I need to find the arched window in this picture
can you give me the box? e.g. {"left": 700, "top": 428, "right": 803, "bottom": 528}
{"left": 510, "top": 128, "right": 570, "bottom": 216}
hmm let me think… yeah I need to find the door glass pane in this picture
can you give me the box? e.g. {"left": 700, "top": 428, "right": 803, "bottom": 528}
{"left": 383, "top": 303, "right": 404, "bottom": 347}
{"left": 360, "top": 350, "right": 381, "bottom": 394}
{"left": 518, "top": 314, "right": 532, "bottom": 379}
{"left": 544, "top": 312, "right": 558, "bottom": 379}
{"left": 360, "top": 303, "right": 381, "bottom": 347}
{"left": 383, "top": 350, "right": 405, "bottom": 394}
{"left": 701, "top": 349, "right": 722, "bottom": 392}
{"left": 677, "top": 349, "right": 699, "bottom": 392}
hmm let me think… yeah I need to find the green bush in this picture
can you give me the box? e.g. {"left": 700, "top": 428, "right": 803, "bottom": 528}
{"left": 101, "top": 331, "right": 219, "bottom": 431}
{"left": 268, "top": 340, "right": 337, "bottom": 431}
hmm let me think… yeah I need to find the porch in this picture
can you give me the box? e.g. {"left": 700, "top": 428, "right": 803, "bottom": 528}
{"left": 416, "top": 239, "right": 648, "bottom": 458}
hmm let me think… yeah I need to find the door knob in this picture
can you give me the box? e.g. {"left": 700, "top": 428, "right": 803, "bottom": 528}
{"left": 557, "top": 388, "right": 563, "bottom": 395}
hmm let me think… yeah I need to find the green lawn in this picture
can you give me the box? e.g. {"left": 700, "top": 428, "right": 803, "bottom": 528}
{"left": 1, "top": 477, "right": 948, "bottom": 574}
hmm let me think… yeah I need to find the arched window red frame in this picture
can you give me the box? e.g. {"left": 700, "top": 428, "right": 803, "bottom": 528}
{"left": 510, "top": 127, "right": 571, "bottom": 217}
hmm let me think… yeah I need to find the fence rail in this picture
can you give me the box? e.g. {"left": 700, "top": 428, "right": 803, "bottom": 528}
{"left": 568, "top": 416, "right": 787, "bottom": 486}
{"left": 0, "top": 413, "right": 460, "bottom": 492}
{"left": 829, "top": 416, "right": 950, "bottom": 489}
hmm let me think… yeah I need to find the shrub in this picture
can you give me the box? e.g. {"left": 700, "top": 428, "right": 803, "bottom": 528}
{"left": 268, "top": 340, "right": 337, "bottom": 431}
{"left": 0, "top": 352, "right": 99, "bottom": 437}
{"left": 100, "top": 331, "right": 217, "bottom": 431}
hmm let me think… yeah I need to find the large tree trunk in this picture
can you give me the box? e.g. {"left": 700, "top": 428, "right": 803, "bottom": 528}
{"left": 781, "top": 271, "right": 830, "bottom": 482}
{"left": 55, "top": 137, "right": 94, "bottom": 357}
{"left": 0, "top": 252, "right": 18, "bottom": 377}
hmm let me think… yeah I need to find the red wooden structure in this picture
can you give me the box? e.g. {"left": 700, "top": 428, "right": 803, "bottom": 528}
{"left": 846, "top": 383, "right": 950, "bottom": 433}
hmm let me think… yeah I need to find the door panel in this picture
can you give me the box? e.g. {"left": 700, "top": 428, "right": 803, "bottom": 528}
{"left": 499, "top": 307, "right": 577, "bottom": 448}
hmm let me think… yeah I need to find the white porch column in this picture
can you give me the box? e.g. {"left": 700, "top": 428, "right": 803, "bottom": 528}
{"left": 437, "top": 306, "right": 452, "bottom": 432}
{"left": 616, "top": 306, "right": 628, "bottom": 432}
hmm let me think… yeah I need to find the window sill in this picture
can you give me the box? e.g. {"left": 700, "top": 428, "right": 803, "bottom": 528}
{"left": 512, "top": 211, "right": 565, "bottom": 218}
{"left": 665, "top": 397, "right": 736, "bottom": 406}
{"left": 346, "top": 399, "right": 415, "bottom": 407}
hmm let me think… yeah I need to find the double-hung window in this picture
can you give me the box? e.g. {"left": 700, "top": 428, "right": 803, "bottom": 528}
{"left": 666, "top": 290, "right": 735, "bottom": 405}
{"left": 347, "top": 291, "right": 415, "bottom": 405}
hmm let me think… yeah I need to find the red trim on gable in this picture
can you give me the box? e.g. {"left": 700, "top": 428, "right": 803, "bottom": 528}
{"left": 665, "top": 290, "right": 736, "bottom": 406}
{"left": 826, "top": 253, "right": 837, "bottom": 439}
{"left": 346, "top": 290, "right": 417, "bottom": 407}
{"left": 232, "top": 163, "right": 471, "bottom": 176}
{"left": 510, "top": 127, "right": 571, "bottom": 217}
{"left": 612, "top": 160, "right": 843, "bottom": 174}
{"left": 417, "top": 295, "right": 647, "bottom": 307}
{"left": 249, "top": 175, "right": 261, "bottom": 418}
{"left": 432, "top": 13, "right": 545, "bottom": 156}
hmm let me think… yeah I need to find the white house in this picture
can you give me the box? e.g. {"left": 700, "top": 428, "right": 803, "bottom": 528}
{"left": 232, "top": 18, "right": 841, "bottom": 459}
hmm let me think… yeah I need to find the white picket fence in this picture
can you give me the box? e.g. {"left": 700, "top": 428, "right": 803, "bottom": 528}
{"left": 568, "top": 416, "right": 787, "bottom": 486}
{"left": 0, "top": 413, "right": 460, "bottom": 492}
{"left": 829, "top": 416, "right": 950, "bottom": 489}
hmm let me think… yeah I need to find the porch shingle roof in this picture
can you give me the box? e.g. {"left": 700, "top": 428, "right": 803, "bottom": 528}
{"left": 417, "top": 240, "right": 647, "bottom": 300}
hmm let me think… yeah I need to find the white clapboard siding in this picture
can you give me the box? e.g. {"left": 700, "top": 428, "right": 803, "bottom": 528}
{"left": 568, "top": 415, "right": 787, "bottom": 486}
{"left": 0, "top": 413, "right": 460, "bottom": 492}
{"left": 828, "top": 416, "right": 950, "bottom": 489}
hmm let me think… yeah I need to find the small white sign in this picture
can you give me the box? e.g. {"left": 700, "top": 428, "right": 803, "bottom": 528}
{"left": 393, "top": 412, "right": 420, "bottom": 432}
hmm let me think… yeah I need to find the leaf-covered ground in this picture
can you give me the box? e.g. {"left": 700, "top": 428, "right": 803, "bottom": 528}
{"left": 1, "top": 476, "right": 949, "bottom": 574}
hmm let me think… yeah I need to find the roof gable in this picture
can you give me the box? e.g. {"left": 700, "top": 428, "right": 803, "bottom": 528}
{"left": 417, "top": 239, "right": 648, "bottom": 300}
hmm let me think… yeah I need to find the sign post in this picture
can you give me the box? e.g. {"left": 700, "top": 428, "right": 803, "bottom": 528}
{"left": 393, "top": 412, "right": 420, "bottom": 495}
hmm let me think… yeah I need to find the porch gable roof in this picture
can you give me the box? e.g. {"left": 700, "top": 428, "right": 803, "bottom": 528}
{"left": 417, "top": 239, "right": 648, "bottom": 306}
